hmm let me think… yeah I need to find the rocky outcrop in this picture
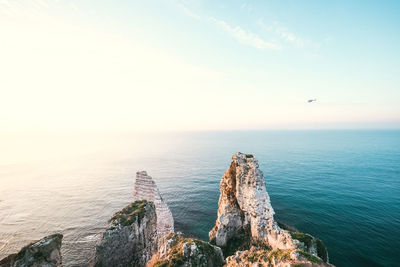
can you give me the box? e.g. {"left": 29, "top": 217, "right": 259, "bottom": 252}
{"left": 225, "top": 246, "right": 332, "bottom": 267}
{"left": 0, "top": 234, "right": 63, "bottom": 267}
{"left": 0, "top": 156, "right": 334, "bottom": 267}
{"left": 209, "top": 152, "right": 333, "bottom": 266}
{"left": 134, "top": 171, "right": 174, "bottom": 238}
{"left": 285, "top": 230, "right": 329, "bottom": 263}
{"left": 94, "top": 200, "right": 158, "bottom": 267}
{"left": 147, "top": 233, "right": 225, "bottom": 267}
{"left": 209, "top": 152, "right": 294, "bottom": 255}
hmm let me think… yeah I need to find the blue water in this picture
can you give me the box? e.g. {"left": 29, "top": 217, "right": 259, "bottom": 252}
{"left": 0, "top": 130, "right": 399, "bottom": 266}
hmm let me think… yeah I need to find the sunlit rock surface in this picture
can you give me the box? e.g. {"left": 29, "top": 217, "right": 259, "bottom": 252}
{"left": 0, "top": 234, "right": 63, "bottom": 267}
{"left": 134, "top": 171, "right": 174, "bottom": 238}
{"left": 209, "top": 152, "right": 295, "bottom": 254}
{"left": 209, "top": 152, "right": 333, "bottom": 266}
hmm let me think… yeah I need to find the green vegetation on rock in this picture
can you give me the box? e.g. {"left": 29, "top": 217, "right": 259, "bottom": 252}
{"left": 290, "top": 232, "right": 313, "bottom": 249}
{"left": 277, "top": 221, "right": 297, "bottom": 232}
{"left": 154, "top": 250, "right": 184, "bottom": 267}
{"left": 316, "top": 238, "right": 328, "bottom": 262}
{"left": 239, "top": 247, "right": 292, "bottom": 264}
{"left": 268, "top": 249, "right": 291, "bottom": 261}
{"left": 221, "top": 224, "right": 251, "bottom": 257}
{"left": 154, "top": 233, "right": 223, "bottom": 267}
{"left": 110, "top": 200, "right": 149, "bottom": 226}
{"left": 297, "top": 250, "right": 323, "bottom": 264}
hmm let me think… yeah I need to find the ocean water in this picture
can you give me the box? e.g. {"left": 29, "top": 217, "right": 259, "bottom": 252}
{"left": 0, "top": 130, "right": 399, "bottom": 266}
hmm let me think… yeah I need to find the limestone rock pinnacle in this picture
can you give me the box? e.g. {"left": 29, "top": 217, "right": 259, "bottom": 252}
{"left": 134, "top": 171, "right": 174, "bottom": 238}
{"left": 209, "top": 152, "right": 295, "bottom": 254}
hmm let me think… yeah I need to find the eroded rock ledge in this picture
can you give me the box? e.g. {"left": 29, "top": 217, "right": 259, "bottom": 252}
{"left": 0, "top": 234, "right": 63, "bottom": 267}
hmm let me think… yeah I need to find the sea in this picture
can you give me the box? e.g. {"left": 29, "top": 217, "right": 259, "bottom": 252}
{"left": 0, "top": 130, "right": 399, "bottom": 266}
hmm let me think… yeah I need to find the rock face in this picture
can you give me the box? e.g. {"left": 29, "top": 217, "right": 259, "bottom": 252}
{"left": 148, "top": 233, "right": 225, "bottom": 267}
{"left": 94, "top": 200, "right": 158, "bottom": 267}
{"left": 209, "top": 152, "right": 294, "bottom": 255}
{"left": 0, "top": 234, "right": 63, "bottom": 267}
{"left": 134, "top": 171, "right": 174, "bottom": 238}
{"left": 209, "top": 152, "right": 333, "bottom": 267}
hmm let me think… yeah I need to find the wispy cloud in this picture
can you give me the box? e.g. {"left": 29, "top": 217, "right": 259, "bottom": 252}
{"left": 0, "top": 0, "right": 74, "bottom": 20}
{"left": 257, "top": 19, "right": 309, "bottom": 48}
{"left": 171, "top": 0, "right": 279, "bottom": 51}
{"left": 0, "top": 0, "right": 48, "bottom": 17}
{"left": 173, "top": 0, "right": 201, "bottom": 20}
{"left": 240, "top": 1, "right": 253, "bottom": 13}
{"left": 209, "top": 17, "right": 281, "bottom": 50}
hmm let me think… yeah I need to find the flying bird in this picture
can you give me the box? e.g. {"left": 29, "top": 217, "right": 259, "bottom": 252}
{"left": 307, "top": 99, "right": 317, "bottom": 103}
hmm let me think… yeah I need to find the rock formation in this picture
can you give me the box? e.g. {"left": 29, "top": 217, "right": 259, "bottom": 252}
{"left": 0, "top": 234, "right": 63, "bottom": 267}
{"left": 209, "top": 152, "right": 333, "bottom": 266}
{"left": 209, "top": 152, "right": 294, "bottom": 254}
{"left": 148, "top": 233, "right": 225, "bottom": 267}
{"left": 94, "top": 200, "right": 158, "bottom": 267}
{"left": 0, "top": 156, "right": 334, "bottom": 267}
{"left": 134, "top": 171, "right": 174, "bottom": 238}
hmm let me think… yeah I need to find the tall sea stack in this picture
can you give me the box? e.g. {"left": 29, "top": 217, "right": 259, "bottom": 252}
{"left": 209, "top": 152, "right": 294, "bottom": 254}
{"left": 210, "top": 152, "right": 333, "bottom": 266}
{"left": 134, "top": 171, "right": 174, "bottom": 238}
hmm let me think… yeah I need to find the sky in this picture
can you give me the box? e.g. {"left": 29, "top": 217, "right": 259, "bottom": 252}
{"left": 0, "top": 0, "right": 399, "bottom": 133}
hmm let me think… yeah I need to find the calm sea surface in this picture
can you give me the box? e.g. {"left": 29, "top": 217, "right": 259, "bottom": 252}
{"left": 0, "top": 130, "right": 399, "bottom": 266}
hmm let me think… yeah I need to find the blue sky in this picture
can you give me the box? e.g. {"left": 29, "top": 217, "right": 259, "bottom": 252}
{"left": 0, "top": 0, "right": 399, "bottom": 132}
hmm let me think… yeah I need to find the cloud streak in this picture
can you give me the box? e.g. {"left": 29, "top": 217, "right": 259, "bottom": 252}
{"left": 0, "top": 0, "right": 49, "bottom": 17}
{"left": 171, "top": 1, "right": 279, "bottom": 51}
{"left": 209, "top": 17, "right": 281, "bottom": 50}
{"left": 257, "top": 19, "right": 308, "bottom": 48}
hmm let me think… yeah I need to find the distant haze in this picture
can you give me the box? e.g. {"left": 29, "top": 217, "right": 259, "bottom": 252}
{"left": 1, "top": 0, "right": 399, "bottom": 133}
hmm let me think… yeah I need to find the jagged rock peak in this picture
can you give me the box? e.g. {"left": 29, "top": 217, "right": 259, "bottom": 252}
{"left": 209, "top": 152, "right": 295, "bottom": 255}
{"left": 134, "top": 171, "right": 174, "bottom": 238}
{"left": 94, "top": 200, "right": 158, "bottom": 267}
{"left": 0, "top": 234, "right": 63, "bottom": 267}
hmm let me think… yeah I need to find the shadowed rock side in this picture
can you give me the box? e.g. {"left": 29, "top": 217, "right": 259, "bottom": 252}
{"left": 209, "top": 152, "right": 334, "bottom": 266}
{"left": 147, "top": 233, "right": 225, "bottom": 267}
{"left": 94, "top": 200, "right": 158, "bottom": 267}
{"left": 134, "top": 171, "right": 174, "bottom": 238}
{"left": 0, "top": 234, "right": 63, "bottom": 267}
